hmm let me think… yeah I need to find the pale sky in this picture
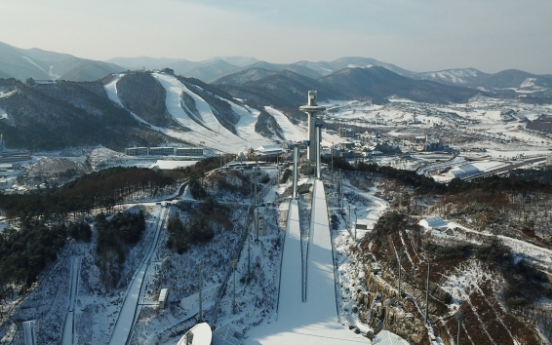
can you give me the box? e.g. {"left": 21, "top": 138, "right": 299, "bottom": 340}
{"left": 1, "top": 0, "right": 551, "bottom": 74}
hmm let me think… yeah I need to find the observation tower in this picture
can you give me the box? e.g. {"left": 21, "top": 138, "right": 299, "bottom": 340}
{"left": 299, "top": 90, "right": 326, "bottom": 163}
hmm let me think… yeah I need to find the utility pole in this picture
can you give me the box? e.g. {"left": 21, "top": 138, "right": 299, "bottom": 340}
{"left": 353, "top": 207, "right": 357, "bottom": 241}
{"left": 331, "top": 151, "right": 334, "bottom": 182}
{"left": 292, "top": 146, "right": 298, "bottom": 199}
{"left": 199, "top": 263, "right": 204, "bottom": 321}
{"left": 348, "top": 205, "right": 351, "bottom": 232}
{"left": 247, "top": 223, "right": 251, "bottom": 279}
{"left": 232, "top": 259, "right": 238, "bottom": 314}
{"left": 398, "top": 251, "right": 402, "bottom": 300}
{"left": 425, "top": 259, "right": 431, "bottom": 325}
{"left": 276, "top": 155, "right": 280, "bottom": 185}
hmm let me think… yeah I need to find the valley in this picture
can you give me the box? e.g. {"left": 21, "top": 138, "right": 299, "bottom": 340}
{"left": 1, "top": 43, "right": 552, "bottom": 345}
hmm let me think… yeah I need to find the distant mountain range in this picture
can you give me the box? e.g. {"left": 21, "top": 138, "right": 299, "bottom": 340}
{"left": 108, "top": 55, "right": 412, "bottom": 83}
{"left": 412, "top": 68, "right": 552, "bottom": 97}
{"left": 2, "top": 40, "right": 551, "bottom": 102}
{"left": 0, "top": 41, "right": 124, "bottom": 82}
{"left": 1, "top": 41, "right": 552, "bottom": 151}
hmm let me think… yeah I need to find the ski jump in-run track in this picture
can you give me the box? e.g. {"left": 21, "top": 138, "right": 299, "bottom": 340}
{"left": 107, "top": 204, "right": 168, "bottom": 345}
{"left": 61, "top": 257, "right": 81, "bottom": 345}
{"left": 246, "top": 180, "right": 368, "bottom": 344}
{"left": 23, "top": 320, "right": 36, "bottom": 345}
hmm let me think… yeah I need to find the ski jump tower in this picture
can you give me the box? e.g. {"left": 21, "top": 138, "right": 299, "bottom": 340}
{"left": 299, "top": 91, "right": 326, "bottom": 163}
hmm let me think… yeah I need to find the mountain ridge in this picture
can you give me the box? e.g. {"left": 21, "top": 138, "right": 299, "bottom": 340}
{"left": 0, "top": 41, "right": 124, "bottom": 82}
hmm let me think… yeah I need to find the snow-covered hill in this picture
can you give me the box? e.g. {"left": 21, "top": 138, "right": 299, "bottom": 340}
{"left": 412, "top": 68, "right": 485, "bottom": 86}
{"left": 104, "top": 71, "right": 302, "bottom": 153}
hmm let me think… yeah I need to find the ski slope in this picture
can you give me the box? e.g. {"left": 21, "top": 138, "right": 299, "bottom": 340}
{"left": 153, "top": 73, "right": 236, "bottom": 137}
{"left": 104, "top": 72, "right": 275, "bottom": 153}
{"left": 154, "top": 73, "right": 273, "bottom": 151}
{"left": 264, "top": 106, "right": 307, "bottom": 142}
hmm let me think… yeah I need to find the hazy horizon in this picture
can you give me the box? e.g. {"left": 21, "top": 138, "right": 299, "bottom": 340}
{"left": 1, "top": 0, "right": 551, "bottom": 74}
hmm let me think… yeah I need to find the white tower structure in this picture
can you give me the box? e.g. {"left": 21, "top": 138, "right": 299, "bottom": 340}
{"left": 299, "top": 91, "right": 326, "bottom": 163}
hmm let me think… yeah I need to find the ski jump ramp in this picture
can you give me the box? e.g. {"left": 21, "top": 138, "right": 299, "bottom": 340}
{"left": 246, "top": 180, "right": 367, "bottom": 344}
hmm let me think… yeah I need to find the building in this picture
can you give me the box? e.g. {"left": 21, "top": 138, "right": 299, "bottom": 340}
{"left": 176, "top": 147, "right": 204, "bottom": 156}
{"left": 253, "top": 145, "right": 284, "bottom": 158}
{"left": 375, "top": 142, "right": 401, "bottom": 154}
{"left": 546, "top": 153, "right": 552, "bottom": 166}
{"left": 416, "top": 135, "right": 445, "bottom": 152}
{"left": 149, "top": 147, "right": 175, "bottom": 156}
{"left": 125, "top": 147, "right": 148, "bottom": 156}
{"left": 419, "top": 216, "right": 448, "bottom": 230}
{"left": 339, "top": 141, "right": 355, "bottom": 149}
{"left": 338, "top": 128, "right": 356, "bottom": 138}
{"left": 158, "top": 288, "right": 168, "bottom": 309}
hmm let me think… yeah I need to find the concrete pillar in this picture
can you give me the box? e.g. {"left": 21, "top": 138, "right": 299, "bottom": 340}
{"left": 293, "top": 146, "right": 298, "bottom": 199}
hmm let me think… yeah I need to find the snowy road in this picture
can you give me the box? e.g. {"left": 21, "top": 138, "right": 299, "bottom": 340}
{"left": 108, "top": 205, "right": 167, "bottom": 345}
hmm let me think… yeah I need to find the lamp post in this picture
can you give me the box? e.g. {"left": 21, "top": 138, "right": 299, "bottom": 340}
{"left": 232, "top": 259, "right": 238, "bottom": 314}
{"left": 348, "top": 205, "right": 351, "bottom": 232}
{"left": 353, "top": 207, "right": 357, "bottom": 241}
{"left": 198, "top": 263, "right": 204, "bottom": 321}
{"left": 425, "top": 259, "right": 431, "bottom": 324}
{"left": 398, "top": 251, "right": 402, "bottom": 300}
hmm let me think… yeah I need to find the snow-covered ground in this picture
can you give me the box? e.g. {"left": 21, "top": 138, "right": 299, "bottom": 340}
{"left": 324, "top": 96, "right": 552, "bottom": 151}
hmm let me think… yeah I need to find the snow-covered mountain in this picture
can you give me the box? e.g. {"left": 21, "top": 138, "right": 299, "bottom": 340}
{"left": 0, "top": 41, "right": 124, "bottom": 82}
{"left": 412, "top": 67, "right": 552, "bottom": 97}
{"left": 411, "top": 68, "right": 486, "bottom": 85}
{"left": 0, "top": 70, "right": 294, "bottom": 152}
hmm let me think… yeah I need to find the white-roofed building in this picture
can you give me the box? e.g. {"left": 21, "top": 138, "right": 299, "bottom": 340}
{"left": 253, "top": 144, "right": 284, "bottom": 158}
{"left": 419, "top": 216, "right": 448, "bottom": 229}
{"left": 453, "top": 164, "right": 480, "bottom": 177}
